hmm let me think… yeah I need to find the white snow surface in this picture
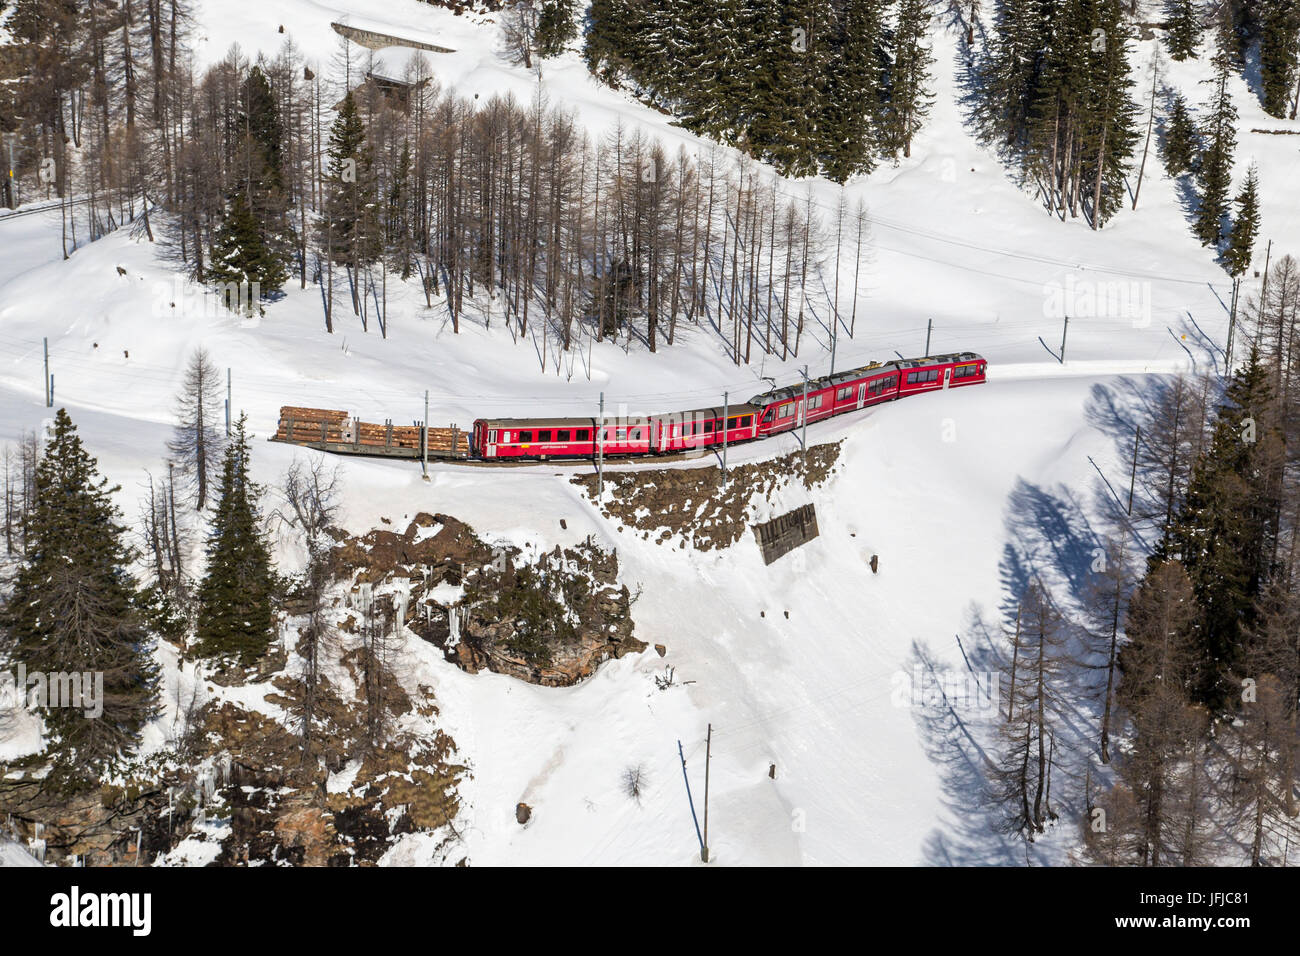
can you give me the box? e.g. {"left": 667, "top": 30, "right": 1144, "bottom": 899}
{"left": 1, "top": 1, "right": 1293, "bottom": 864}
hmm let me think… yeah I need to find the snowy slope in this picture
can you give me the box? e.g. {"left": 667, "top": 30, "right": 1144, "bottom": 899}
{"left": 0, "top": 834, "right": 42, "bottom": 867}
{"left": 1, "top": 1, "right": 1293, "bottom": 865}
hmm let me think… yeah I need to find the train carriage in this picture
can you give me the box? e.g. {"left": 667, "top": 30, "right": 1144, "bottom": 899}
{"left": 652, "top": 405, "right": 761, "bottom": 453}
{"left": 473, "top": 416, "right": 654, "bottom": 460}
{"left": 749, "top": 352, "right": 986, "bottom": 436}
{"left": 468, "top": 352, "right": 985, "bottom": 461}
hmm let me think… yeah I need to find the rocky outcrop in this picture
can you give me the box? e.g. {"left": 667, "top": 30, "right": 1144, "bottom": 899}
{"left": 572, "top": 441, "right": 843, "bottom": 550}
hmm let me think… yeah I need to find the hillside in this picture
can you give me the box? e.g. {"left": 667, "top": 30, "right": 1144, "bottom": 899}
{"left": 1, "top": 0, "right": 1296, "bottom": 868}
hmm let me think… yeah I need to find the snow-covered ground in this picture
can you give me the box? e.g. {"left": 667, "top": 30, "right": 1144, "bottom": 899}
{"left": 2, "top": 1, "right": 1294, "bottom": 864}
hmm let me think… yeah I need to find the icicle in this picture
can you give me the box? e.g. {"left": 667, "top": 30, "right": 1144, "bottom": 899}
{"left": 447, "top": 605, "right": 467, "bottom": 648}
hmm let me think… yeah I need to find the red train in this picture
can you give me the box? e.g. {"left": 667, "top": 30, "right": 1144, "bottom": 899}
{"left": 471, "top": 351, "right": 987, "bottom": 460}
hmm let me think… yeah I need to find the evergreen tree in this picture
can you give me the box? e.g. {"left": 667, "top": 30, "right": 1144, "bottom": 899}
{"left": 1225, "top": 163, "right": 1260, "bottom": 276}
{"left": 209, "top": 193, "right": 286, "bottom": 309}
{"left": 1160, "top": 91, "right": 1197, "bottom": 176}
{"left": 882, "top": 0, "right": 934, "bottom": 160}
{"left": 1076, "top": 0, "right": 1141, "bottom": 227}
{"left": 1165, "top": 0, "right": 1202, "bottom": 61}
{"left": 819, "top": 0, "right": 885, "bottom": 179}
{"left": 1194, "top": 12, "right": 1238, "bottom": 246}
{"left": 1259, "top": 0, "right": 1300, "bottom": 117}
{"left": 195, "top": 415, "right": 275, "bottom": 666}
{"left": 228, "top": 65, "right": 292, "bottom": 295}
{"left": 980, "top": 0, "right": 1053, "bottom": 149}
{"left": 1154, "top": 351, "right": 1281, "bottom": 710}
{"left": 323, "top": 91, "right": 379, "bottom": 268}
{"left": 536, "top": 0, "right": 578, "bottom": 57}
{"left": 0, "top": 409, "right": 159, "bottom": 786}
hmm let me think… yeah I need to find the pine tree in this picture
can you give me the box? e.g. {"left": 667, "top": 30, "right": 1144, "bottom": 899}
{"left": 1160, "top": 91, "right": 1197, "bottom": 176}
{"left": 1154, "top": 351, "right": 1280, "bottom": 710}
{"left": 1165, "top": 0, "right": 1202, "bottom": 61}
{"left": 1077, "top": 0, "right": 1141, "bottom": 228}
{"left": 818, "top": 0, "right": 885, "bottom": 180}
{"left": 323, "top": 91, "right": 379, "bottom": 268}
{"left": 980, "top": 0, "right": 1053, "bottom": 149}
{"left": 195, "top": 414, "right": 275, "bottom": 666}
{"left": 0, "top": 409, "right": 159, "bottom": 786}
{"left": 209, "top": 193, "right": 286, "bottom": 309}
{"left": 1225, "top": 163, "right": 1260, "bottom": 276}
{"left": 232, "top": 65, "right": 292, "bottom": 290}
{"left": 1194, "top": 12, "right": 1238, "bottom": 246}
{"left": 882, "top": 0, "right": 934, "bottom": 160}
{"left": 1259, "top": 0, "right": 1300, "bottom": 117}
{"left": 536, "top": 0, "right": 578, "bottom": 57}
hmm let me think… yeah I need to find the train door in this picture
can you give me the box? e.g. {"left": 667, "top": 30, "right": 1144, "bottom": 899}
{"left": 857, "top": 382, "right": 866, "bottom": 409}
{"left": 942, "top": 367, "right": 951, "bottom": 390}
{"left": 485, "top": 428, "right": 498, "bottom": 459}
{"left": 796, "top": 399, "right": 805, "bottom": 429}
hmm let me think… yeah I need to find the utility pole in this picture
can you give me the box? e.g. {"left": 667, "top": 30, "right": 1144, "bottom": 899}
{"left": 721, "top": 392, "right": 728, "bottom": 482}
{"left": 43, "top": 337, "right": 50, "bottom": 407}
{"left": 701, "top": 723, "right": 712, "bottom": 863}
{"left": 1226, "top": 277, "right": 1240, "bottom": 369}
{"left": 1060, "top": 316, "right": 1069, "bottom": 364}
{"left": 597, "top": 391, "right": 605, "bottom": 499}
{"left": 1253, "top": 240, "right": 1274, "bottom": 353}
{"left": 800, "top": 366, "right": 809, "bottom": 452}
{"left": 1127, "top": 424, "right": 1140, "bottom": 516}
{"left": 677, "top": 740, "right": 704, "bottom": 858}
{"left": 421, "top": 389, "right": 429, "bottom": 480}
{"left": 924, "top": 318, "right": 932, "bottom": 357}
{"left": 2, "top": 133, "right": 16, "bottom": 209}
{"left": 225, "top": 368, "right": 232, "bottom": 436}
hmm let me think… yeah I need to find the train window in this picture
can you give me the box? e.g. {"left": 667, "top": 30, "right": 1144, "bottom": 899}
{"left": 906, "top": 372, "right": 918, "bottom": 384}
{"left": 726, "top": 417, "right": 738, "bottom": 430}
{"left": 954, "top": 364, "right": 976, "bottom": 379}
{"left": 630, "top": 428, "right": 641, "bottom": 440}
{"left": 928, "top": 369, "right": 939, "bottom": 382}
{"left": 519, "top": 431, "right": 533, "bottom": 442}
{"left": 576, "top": 429, "right": 590, "bottom": 441}
{"left": 778, "top": 402, "right": 793, "bottom": 417}
{"left": 741, "top": 415, "right": 752, "bottom": 428}
{"left": 558, "top": 430, "right": 571, "bottom": 441}
{"left": 539, "top": 430, "right": 552, "bottom": 442}
{"left": 489, "top": 430, "right": 498, "bottom": 443}
{"left": 836, "top": 386, "right": 852, "bottom": 400}
{"left": 704, "top": 420, "right": 714, "bottom": 433}
{"left": 808, "top": 395, "right": 823, "bottom": 410}
{"left": 615, "top": 428, "right": 627, "bottom": 441}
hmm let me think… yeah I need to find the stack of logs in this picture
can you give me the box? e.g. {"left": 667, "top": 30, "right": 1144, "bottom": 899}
{"left": 273, "top": 406, "right": 467, "bottom": 458}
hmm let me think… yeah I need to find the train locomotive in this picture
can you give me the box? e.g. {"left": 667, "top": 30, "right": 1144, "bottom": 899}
{"left": 471, "top": 351, "right": 987, "bottom": 461}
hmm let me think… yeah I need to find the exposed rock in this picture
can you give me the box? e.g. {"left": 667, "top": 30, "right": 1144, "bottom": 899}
{"left": 572, "top": 441, "right": 842, "bottom": 550}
